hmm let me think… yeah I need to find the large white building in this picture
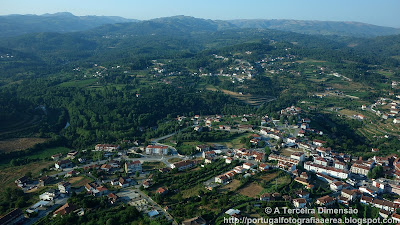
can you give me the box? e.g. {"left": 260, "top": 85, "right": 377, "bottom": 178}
{"left": 145, "top": 145, "right": 169, "bottom": 155}
{"left": 304, "top": 162, "right": 348, "bottom": 179}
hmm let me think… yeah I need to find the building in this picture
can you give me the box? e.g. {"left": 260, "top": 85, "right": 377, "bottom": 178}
{"left": 316, "top": 195, "right": 336, "bottom": 206}
{"left": 55, "top": 160, "right": 73, "bottom": 169}
{"left": 196, "top": 145, "right": 210, "bottom": 152}
{"left": 171, "top": 160, "right": 197, "bottom": 171}
{"left": 293, "top": 198, "right": 307, "bottom": 208}
{"left": 125, "top": 160, "right": 142, "bottom": 173}
{"left": 95, "top": 144, "right": 120, "bottom": 151}
{"left": 350, "top": 163, "right": 371, "bottom": 176}
{"left": 215, "top": 175, "right": 230, "bottom": 184}
{"left": 53, "top": 203, "right": 77, "bottom": 216}
{"left": 39, "top": 189, "right": 58, "bottom": 201}
{"left": 202, "top": 151, "right": 216, "bottom": 158}
{"left": 145, "top": 145, "right": 169, "bottom": 155}
{"left": 291, "top": 152, "right": 305, "bottom": 162}
{"left": 304, "top": 162, "right": 348, "bottom": 179}
{"left": 58, "top": 182, "right": 71, "bottom": 194}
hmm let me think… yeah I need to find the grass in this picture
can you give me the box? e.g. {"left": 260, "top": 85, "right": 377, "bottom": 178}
{"left": 23, "top": 147, "right": 70, "bottom": 160}
{"left": 142, "top": 161, "right": 166, "bottom": 170}
{"left": 237, "top": 182, "right": 264, "bottom": 198}
{"left": 213, "top": 132, "right": 250, "bottom": 149}
{"left": 69, "top": 176, "right": 94, "bottom": 188}
{"left": 58, "top": 78, "right": 98, "bottom": 88}
{"left": 0, "top": 161, "right": 54, "bottom": 194}
{"left": 0, "top": 138, "right": 48, "bottom": 153}
{"left": 167, "top": 158, "right": 182, "bottom": 163}
{"left": 221, "top": 179, "right": 241, "bottom": 192}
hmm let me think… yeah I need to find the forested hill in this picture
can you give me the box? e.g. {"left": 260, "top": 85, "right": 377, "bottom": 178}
{"left": 1, "top": 13, "right": 400, "bottom": 39}
{"left": 0, "top": 12, "right": 138, "bottom": 38}
{"left": 228, "top": 19, "right": 400, "bottom": 37}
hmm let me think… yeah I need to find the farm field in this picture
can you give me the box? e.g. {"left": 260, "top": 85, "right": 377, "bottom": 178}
{"left": 0, "top": 138, "right": 48, "bottom": 153}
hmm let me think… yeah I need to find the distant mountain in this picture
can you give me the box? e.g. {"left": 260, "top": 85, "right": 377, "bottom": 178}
{"left": 228, "top": 19, "right": 400, "bottom": 37}
{"left": 0, "top": 12, "right": 138, "bottom": 38}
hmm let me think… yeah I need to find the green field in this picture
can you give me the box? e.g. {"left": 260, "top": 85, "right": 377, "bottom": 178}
{"left": 23, "top": 146, "right": 70, "bottom": 160}
{"left": 58, "top": 78, "right": 98, "bottom": 88}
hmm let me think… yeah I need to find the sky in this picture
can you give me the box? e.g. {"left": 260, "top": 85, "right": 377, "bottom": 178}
{"left": 1, "top": 0, "right": 400, "bottom": 28}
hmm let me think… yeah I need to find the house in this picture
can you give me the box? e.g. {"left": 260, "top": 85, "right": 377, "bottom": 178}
{"left": 314, "top": 157, "right": 328, "bottom": 166}
{"left": 291, "top": 152, "right": 305, "bottom": 162}
{"left": 145, "top": 145, "right": 169, "bottom": 155}
{"left": 67, "top": 151, "right": 78, "bottom": 159}
{"left": 171, "top": 160, "right": 197, "bottom": 171}
{"left": 394, "top": 118, "right": 400, "bottom": 124}
{"left": 297, "top": 129, "right": 305, "bottom": 137}
{"left": 260, "top": 193, "right": 272, "bottom": 201}
{"left": 53, "top": 203, "right": 77, "bottom": 216}
{"left": 92, "top": 186, "right": 108, "bottom": 196}
{"left": 196, "top": 145, "right": 210, "bottom": 152}
{"left": 156, "top": 187, "right": 168, "bottom": 195}
{"left": 330, "top": 181, "right": 344, "bottom": 192}
{"left": 392, "top": 213, "right": 400, "bottom": 223}
{"left": 84, "top": 183, "right": 97, "bottom": 192}
{"left": 304, "top": 162, "right": 348, "bottom": 179}
{"left": 379, "top": 209, "right": 391, "bottom": 219}
{"left": 194, "top": 126, "right": 203, "bottom": 132}
{"left": 360, "top": 195, "right": 373, "bottom": 205}
{"left": 182, "top": 216, "right": 207, "bottom": 225}
{"left": 233, "top": 166, "right": 246, "bottom": 174}
{"left": 295, "top": 190, "right": 310, "bottom": 199}
{"left": 55, "top": 160, "right": 73, "bottom": 169}
{"left": 316, "top": 195, "right": 336, "bottom": 206}
{"left": 15, "top": 176, "right": 29, "bottom": 188}
{"left": 143, "top": 181, "right": 151, "bottom": 189}
{"left": 350, "top": 163, "right": 370, "bottom": 176}
{"left": 108, "top": 193, "right": 118, "bottom": 204}
{"left": 95, "top": 144, "right": 120, "bottom": 151}
{"left": 341, "top": 189, "right": 357, "bottom": 201}
{"left": 225, "top": 157, "right": 232, "bottom": 164}
{"left": 359, "top": 186, "right": 378, "bottom": 198}
{"left": 287, "top": 137, "right": 297, "bottom": 144}
{"left": 39, "top": 189, "right": 58, "bottom": 201}
{"left": 300, "top": 123, "right": 309, "bottom": 129}
{"left": 58, "top": 182, "right": 71, "bottom": 194}
{"left": 118, "top": 177, "right": 131, "bottom": 188}
{"left": 202, "top": 151, "right": 216, "bottom": 158}
{"left": 242, "top": 162, "right": 254, "bottom": 170}
{"left": 372, "top": 198, "right": 397, "bottom": 212}
{"left": 215, "top": 175, "right": 230, "bottom": 184}
{"left": 51, "top": 153, "right": 62, "bottom": 160}
{"left": 259, "top": 163, "right": 269, "bottom": 171}
{"left": 100, "top": 164, "right": 112, "bottom": 172}
{"left": 334, "top": 161, "right": 346, "bottom": 170}
{"left": 0, "top": 208, "right": 24, "bottom": 225}
{"left": 125, "top": 160, "right": 142, "bottom": 173}
{"left": 313, "top": 139, "right": 326, "bottom": 147}
{"left": 251, "top": 134, "right": 261, "bottom": 140}
{"left": 293, "top": 198, "right": 307, "bottom": 208}
{"left": 294, "top": 177, "right": 310, "bottom": 186}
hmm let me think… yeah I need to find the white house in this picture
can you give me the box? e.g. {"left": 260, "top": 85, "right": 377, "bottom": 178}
{"left": 293, "top": 198, "right": 307, "bottom": 208}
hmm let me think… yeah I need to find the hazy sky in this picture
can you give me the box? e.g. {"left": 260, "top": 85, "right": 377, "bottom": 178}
{"left": 1, "top": 0, "right": 400, "bottom": 28}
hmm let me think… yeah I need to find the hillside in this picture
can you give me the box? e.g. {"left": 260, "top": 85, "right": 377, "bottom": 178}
{"left": 0, "top": 12, "right": 138, "bottom": 38}
{"left": 228, "top": 19, "right": 400, "bottom": 37}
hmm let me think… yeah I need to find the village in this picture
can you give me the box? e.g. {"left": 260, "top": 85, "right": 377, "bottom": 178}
{"left": 2, "top": 103, "right": 400, "bottom": 225}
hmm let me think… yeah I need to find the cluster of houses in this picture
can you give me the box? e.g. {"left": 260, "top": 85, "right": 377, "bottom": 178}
{"left": 368, "top": 98, "right": 400, "bottom": 123}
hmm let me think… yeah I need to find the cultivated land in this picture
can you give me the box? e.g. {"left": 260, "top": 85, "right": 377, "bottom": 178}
{"left": 237, "top": 182, "right": 264, "bottom": 198}
{"left": 0, "top": 137, "right": 48, "bottom": 153}
{"left": 0, "top": 161, "right": 53, "bottom": 192}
